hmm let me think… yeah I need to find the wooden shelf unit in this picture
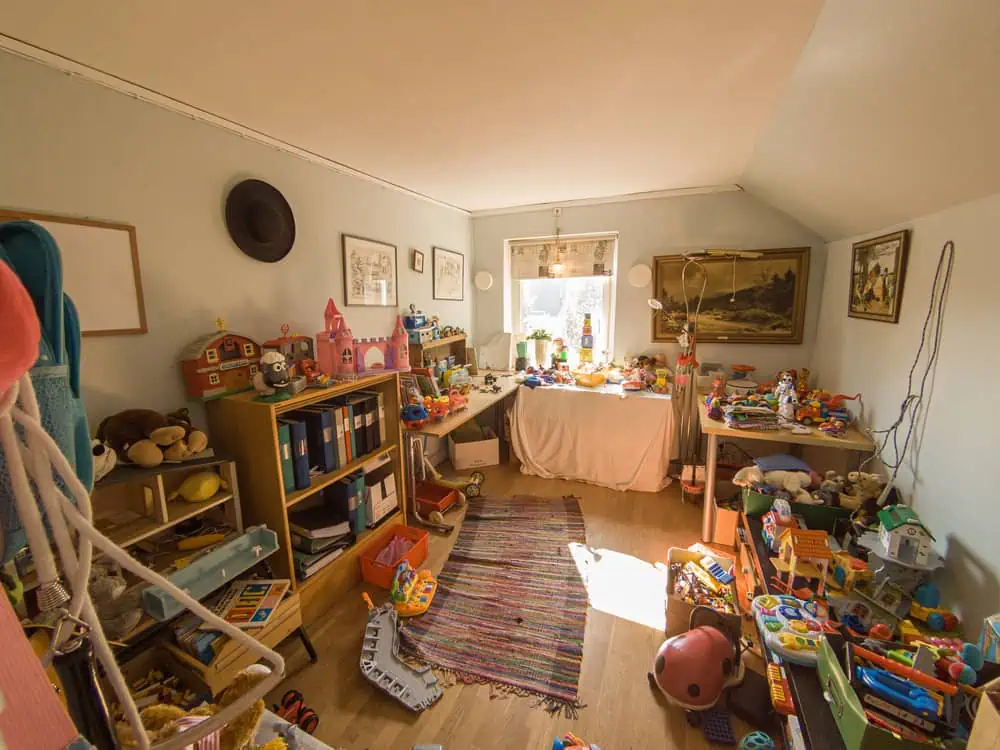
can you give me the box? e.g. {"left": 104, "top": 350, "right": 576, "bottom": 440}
{"left": 409, "top": 333, "right": 468, "bottom": 369}
{"left": 206, "top": 373, "right": 408, "bottom": 625}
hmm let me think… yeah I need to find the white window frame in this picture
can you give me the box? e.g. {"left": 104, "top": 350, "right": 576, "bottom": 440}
{"left": 208, "top": 372, "right": 221, "bottom": 385}
{"left": 508, "top": 234, "right": 618, "bottom": 359}
{"left": 205, "top": 348, "right": 219, "bottom": 363}
{"left": 242, "top": 342, "right": 255, "bottom": 357}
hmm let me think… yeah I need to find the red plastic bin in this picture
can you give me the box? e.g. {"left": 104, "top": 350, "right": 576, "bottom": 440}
{"left": 359, "top": 524, "right": 429, "bottom": 589}
{"left": 414, "top": 481, "right": 458, "bottom": 515}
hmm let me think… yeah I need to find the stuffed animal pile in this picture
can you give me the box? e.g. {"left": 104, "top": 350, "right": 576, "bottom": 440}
{"left": 96, "top": 408, "right": 208, "bottom": 469}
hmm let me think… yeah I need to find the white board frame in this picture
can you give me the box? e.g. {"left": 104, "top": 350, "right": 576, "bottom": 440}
{"left": 0, "top": 209, "right": 147, "bottom": 336}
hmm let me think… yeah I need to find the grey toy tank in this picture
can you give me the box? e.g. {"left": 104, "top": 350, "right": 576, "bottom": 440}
{"left": 360, "top": 602, "right": 442, "bottom": 712}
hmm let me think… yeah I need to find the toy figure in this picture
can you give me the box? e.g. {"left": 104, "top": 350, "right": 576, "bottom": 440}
{"left": 401, "top": 403, "right": 429, "bottom": 428}
{"left": 773, "top": 370, "right": 798, "bottom": 422}
{"left": 253, "top": 351, "right": 291, "bottom": 396}
{"left": 447, "top": 388, "right": 467, "bottom": 412}
{"left": 796, "top": 367, "right": 810, "bottom": 396}
{"left": 707, "top": 397, "right": 723, "bottom": 421}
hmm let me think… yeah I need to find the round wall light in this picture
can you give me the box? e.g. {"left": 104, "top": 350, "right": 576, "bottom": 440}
{"left": 627, "top": 263, "right": 652, "bottom": 288}
{"left": 474, "top": 271, "right": 494, "bottom": 291}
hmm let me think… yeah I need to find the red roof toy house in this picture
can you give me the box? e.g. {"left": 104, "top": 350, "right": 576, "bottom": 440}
{"left": 179, "top": 319, "right": 263, "bottom": 400}
{"left": 263, "top": 324, "right": 315, "bottom": 377}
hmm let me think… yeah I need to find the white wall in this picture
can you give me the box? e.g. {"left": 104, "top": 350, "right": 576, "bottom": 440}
{"left": 811, "top": 192, "right": 1000, "bottom": 632}
{"left": 0, "top": 52, "right": 472, "bottom": 426}
{"left": 472, "top": 191, "right": 825, "bottom": 375}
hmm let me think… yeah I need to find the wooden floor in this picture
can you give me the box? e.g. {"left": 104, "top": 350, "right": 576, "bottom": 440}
{"left": 268, "top": 464, "right": 752, "bottom": 750}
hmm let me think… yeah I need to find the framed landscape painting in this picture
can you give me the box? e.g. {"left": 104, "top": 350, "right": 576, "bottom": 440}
{"left": 651, "top": 247, "right": 810, "bottom": 344}
{"left": 848, "top": 230, "right": 910, "bottom": 323}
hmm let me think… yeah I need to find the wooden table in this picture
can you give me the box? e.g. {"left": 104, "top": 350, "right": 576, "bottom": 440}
{"left": 408, "top": 375, "right": 519, "bottom": 438}
{"left": 699, "top": 404, "right": 874, "bottom": 542}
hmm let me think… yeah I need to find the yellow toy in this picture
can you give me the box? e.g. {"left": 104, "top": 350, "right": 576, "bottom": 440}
{"left": 827, "top": 551, "right": 872, "bottom": 592}
{"left": 390, "top": 561, "right": 438, "bottom": 617}
{"left": 771, "top": 529, "right": 833, "bottom": 596}
{"left": 167, "top": 470, "right": 229, "bottom": 503}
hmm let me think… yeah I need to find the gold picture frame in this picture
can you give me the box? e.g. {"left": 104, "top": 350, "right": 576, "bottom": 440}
{"left": 848, "top": 230, "right": 910, "bottom": 323}
{"left": 651, "top": 247, "right": 810, "bottom": 344}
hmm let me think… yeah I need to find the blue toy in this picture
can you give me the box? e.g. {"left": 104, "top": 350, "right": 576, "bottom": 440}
{"left": 856, "top": 667, "right": 938, "bottom": 721}
{"left": 523, "top": 375, "right": 541, "bottom": 389}
{"left": 739, "top": 731, "right": 776, "bottom": 750}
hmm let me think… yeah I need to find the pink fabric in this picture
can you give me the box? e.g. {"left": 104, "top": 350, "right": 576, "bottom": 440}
{"left": 375, "top": 534, "right": 414, "bottom": 565}
{"left": 0, "top": 263, "right": 40, "bottom": 397}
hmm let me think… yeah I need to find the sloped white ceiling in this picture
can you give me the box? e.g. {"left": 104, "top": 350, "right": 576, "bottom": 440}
{"left": 0, "top": 0, "right": 821, "bottom": 212}
{"left": 743, "top": 0, "right": 1000, "bottom": 240}
{"left": 1, "top": 1, "right": 997, "bottom": 238}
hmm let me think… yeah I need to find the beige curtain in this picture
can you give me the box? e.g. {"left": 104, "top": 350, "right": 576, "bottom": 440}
{"left": 510, "top": 235, "right": 617, "bottom": 279}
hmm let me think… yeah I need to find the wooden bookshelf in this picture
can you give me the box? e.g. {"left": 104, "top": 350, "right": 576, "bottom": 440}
{"left": 206, "top": 373, "right": 408, "bottom": 625}
{"left": 409, "top": 332, "right": 467, "bottom": 369}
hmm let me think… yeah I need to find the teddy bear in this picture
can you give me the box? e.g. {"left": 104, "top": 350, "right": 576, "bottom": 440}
{"left": 811, "top": 469, "right": 846, "bottom": 506}
{"left": 733, "top": 465, "right": 816, "bottom": 504}
{"left": 96, "top": 407, "right": 208, "bottom": 469}
{"left": 840, "top": 471, "right": 887, "bottom": 511}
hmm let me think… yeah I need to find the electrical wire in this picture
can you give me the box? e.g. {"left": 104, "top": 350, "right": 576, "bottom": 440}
{"left": 859, "top": 240, "right": 956, "bottom": 501}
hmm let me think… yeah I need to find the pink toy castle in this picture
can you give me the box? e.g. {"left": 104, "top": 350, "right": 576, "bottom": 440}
{"left": 316, "top": 298, "right": 410, "bottom": 380}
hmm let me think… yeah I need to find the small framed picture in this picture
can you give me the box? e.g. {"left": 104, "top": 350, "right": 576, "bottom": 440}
{"left": 433, "top": 246, "right": 464, "bottom": 301}
{"left": 849, "top": 230, "right": 910, "bottom": 323}
{"left": 411, "top": 248, "right": 425, "bottom": 273}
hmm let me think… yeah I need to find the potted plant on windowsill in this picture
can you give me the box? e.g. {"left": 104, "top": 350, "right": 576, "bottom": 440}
{"left": 527, "top": 329, "right": 552, "bottom": 368}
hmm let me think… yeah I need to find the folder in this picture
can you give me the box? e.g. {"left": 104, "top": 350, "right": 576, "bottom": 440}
{"left": 289, "top": 408, "right": 335, "bottom": 473}
{"left": 345, "top": 402, "right": 358, "bottom": 459}
{"left": 286, "top": 419, "right": 311, "bottom": 490}
{"left": 329, "top": 404, "right": 346, "bottom": 467}
{"left": 277, "top": 422, "right": 294, "bottom": 494}
{"left": 345, "top": 394, "right": 369, "bottom": 455}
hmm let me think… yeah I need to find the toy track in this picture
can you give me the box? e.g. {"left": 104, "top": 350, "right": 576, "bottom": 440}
{"left": 360, "top": 603, "right": 442, "bottom": 711}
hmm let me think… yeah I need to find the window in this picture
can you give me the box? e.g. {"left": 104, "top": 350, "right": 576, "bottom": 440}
{"left": 249, "top": 365, "right": 258, "bottom": 376}
{"left": 205, "top": 348, "right": 219, "bottom": 363}
{"left": 509, "top": 234, "right": 617, "bottom": 363}
{"left": 516, "top": 277, "right": 613, "bottom": 363}
{"left": 208, "top": 372, "right": 221, "bottom": 385}
{"left": 242, "top": 343, "right": 255, "bottom": 357}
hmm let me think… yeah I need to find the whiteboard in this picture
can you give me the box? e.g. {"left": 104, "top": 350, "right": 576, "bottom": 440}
{"left": 0, "top": 210, "right": 147, "bottom": 335}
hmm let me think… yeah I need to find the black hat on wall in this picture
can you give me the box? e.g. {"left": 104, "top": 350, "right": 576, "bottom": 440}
{"left": 225, "top": 179, "right": 295, "bottom": 262}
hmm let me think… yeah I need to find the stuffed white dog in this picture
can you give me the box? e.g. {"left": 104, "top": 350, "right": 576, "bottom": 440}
{"left": 732, "top": 465, "right": 816, "bottom": 504}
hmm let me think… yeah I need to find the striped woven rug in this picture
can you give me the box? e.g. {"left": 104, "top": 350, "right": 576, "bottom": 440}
{"left": 401, "top": 495, "right": 588, "bottom": 716}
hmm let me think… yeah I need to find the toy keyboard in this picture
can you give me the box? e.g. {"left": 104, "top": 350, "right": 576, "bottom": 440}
{"left": 395, "top": 570, "right": 437, "bottom": 617}
{"left": 767, "top": 664, "right": 795, "bottom": 715}
{"left": 752, "top": 594, "right": 828, "bottom": 666}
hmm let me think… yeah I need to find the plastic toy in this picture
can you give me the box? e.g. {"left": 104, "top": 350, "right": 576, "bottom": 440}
{"left": 909, "top": 601, "right": 960, "bottom": 632}
{"left": 253, "top": 350, "right": 294, "bottom": 399}
{"left": 700, "top": 556, "right": 734, "bottom": 585}
{"left": 766, "top": 664, "right": 794, "bottom": 715}
{"left": 360, "top": 594, "right": 443, "bottom": 711}
{"left": 402, "top": 304, "right": 428, "bottom": 330}
{"left": 423, "top": 395, "right": 451, "bottom": 422}
{"left": 691, "top": 707, "right": 737, "bottom": 744}
{"left": 875, "top": 505, "right": 935, "bottom": 567}
{"left": 649, "top": 618, "right": 744, "bottom": 710}
{"left": 752, "top": 594, "right": 829, "bottom": 666}
{"left": 390, "top": 561, "right": 438, "bottom": 617}
{"left": 447, "top": 388, "right": 468, "bottom": 412}
{"left": 402, "top": 403, "right": 429, "bottom": 429}
{"left": 856, "top": 667, "right": 939, "bottom": 721}
{"left": 818, "top": 418, "right": 847, "bottom": 437}
{"left": 771, "top": 529, "right": 833, "bottom": 596}
{"left": 773, "top": 370, "right": 798, "bottom": 422}
{"left": 740, "top": 730, "right": 776, "bottom": 750}
{"left": 316, "top": 298, "right": 410, "bottom": 380}
{"left": 274, "top": 689, "right": 320, "bottom": 735}
{"left": 552, "top": 731, "right": 600, "bottom": 750}
{"left": 179, "top": 319, "right": 262, "bottom": 400}
{"left": 263, "top": 324, "right": 316, "bottom": 376}
{"left": 828, "top": 551, "right": 872, "bottom": 592}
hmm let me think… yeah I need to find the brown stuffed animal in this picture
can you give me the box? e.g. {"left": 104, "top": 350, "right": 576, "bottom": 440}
{"left": 96, "top": 408, "right": 208, "bottom": 468}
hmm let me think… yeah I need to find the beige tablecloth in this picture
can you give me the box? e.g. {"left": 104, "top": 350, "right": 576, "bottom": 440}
{"left": 511, "top": 384, "right": 677, "bottom": 492}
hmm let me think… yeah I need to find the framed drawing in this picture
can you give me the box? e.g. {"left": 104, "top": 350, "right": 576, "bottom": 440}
{"left": 0, "top": 208, "right": 147, "bottom": 336}
{"left": 433, "top": 246, "right": 464, "bottom": 301}
{"left": 411, "top": 248, "right": 424, "bottom": 273}
{"left": 342, "top": 234, "right": 398, "bottom": 307}
{"left": 849, "top": 230, "right": 910, "bottom": 323}
{"left": 651, "top": 247, "right": 810, "bottom": 344}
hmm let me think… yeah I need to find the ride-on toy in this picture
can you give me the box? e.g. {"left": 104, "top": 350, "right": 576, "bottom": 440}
{"left": 406, "top": 435, "right": 486, "bottom": 533}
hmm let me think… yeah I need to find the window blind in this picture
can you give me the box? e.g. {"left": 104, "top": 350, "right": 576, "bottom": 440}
{"left": 509, "top": 234, "right": 617, "bottom": 279}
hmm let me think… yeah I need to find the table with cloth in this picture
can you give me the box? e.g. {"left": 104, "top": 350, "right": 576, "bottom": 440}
{"left": 510, "top": 383, "right": 677, "bottom": 492}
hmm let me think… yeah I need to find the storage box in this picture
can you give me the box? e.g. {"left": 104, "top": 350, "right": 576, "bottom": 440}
{"left": 816, "top": 638, "right": 926, "bottom": 750}
{"left": 415, "top": 481, "right": 459, "bottom": 515}
{"left": 742, "top": 487, "right": 774, "bottom": 516}
{"left": 712, "top": 498, "right": 740, "bottom": 547}
{"left": 448, "top": 428, "right": 499, "bottom": 470}
{"left": 969, "top": 688, "right": 1000, "bottom": 750}
{"left": 360, "top": 524, "right": 429, "bottom": 589}
{"left": 665, "top": 546, "right": 739, "bottom": 635}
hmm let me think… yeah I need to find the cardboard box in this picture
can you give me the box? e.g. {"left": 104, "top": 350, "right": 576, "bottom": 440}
{"left": 712, "top": 499, "right": 739, "bottom": 547}
{"left": 969, "top": 688, "right": 1000, "bottom": 750}
{"left": 448, "top": 427, "right": 499, "bottom": 470}
{"left": 664, "top": 546, "right": 739, "bottom": 635}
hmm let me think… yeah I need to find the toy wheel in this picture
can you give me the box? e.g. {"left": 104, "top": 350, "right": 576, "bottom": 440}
{"left": 429, "top": 510, "right": 445, "bottom": 524}
{"left": 279, "top": 690, "right": 303, "bottom": 711}
{"left": 465, "top": 483, "right": 480, "bottom": 498}
{"left": 470, "top": 471, "right": 486, "bottom": 484}
{"left": 297, "top": 708, "right": 319, "bottom": 734}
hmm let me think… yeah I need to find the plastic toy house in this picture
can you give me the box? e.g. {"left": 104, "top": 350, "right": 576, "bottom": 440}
{"left": 262, "top": 324, "right": 315, "bottom": 376}
{"left": 877, "top": 505, "right": 934, "bottom": 567}
{"left": 316, "top": 298, "right": 411, "bottom": 380}
{"left": 772, "top": 529, "right": 833, "bottom": 596}
{"left": 179, "top": 321, "right": 262, "bottom": 400}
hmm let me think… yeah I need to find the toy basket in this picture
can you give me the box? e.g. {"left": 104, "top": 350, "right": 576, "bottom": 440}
{"left": 790, "top": 502, "right": 852, "bottom": 533}
{"left": 360, "top": 524, "right": 429, "bottom": 589}
{"left": 742, "top": 487, "right": 774, "bottom": 516}
{"left": 414, "top": 481, "right": 458, "bottom": 515}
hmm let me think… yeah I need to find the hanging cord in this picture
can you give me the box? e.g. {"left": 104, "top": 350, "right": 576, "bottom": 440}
{"left": 1, "top": 374, "right": 285, "bottom": 750}
{"left": 859, "top": 240, "right": 956, "bottom": 503}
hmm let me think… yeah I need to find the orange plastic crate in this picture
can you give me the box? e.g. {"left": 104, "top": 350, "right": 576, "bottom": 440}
{"left": 359, "top": 524, "right": 429, "bottom": 589}
{"left": 414, "top": 481, "right": 459, "bottom": 515}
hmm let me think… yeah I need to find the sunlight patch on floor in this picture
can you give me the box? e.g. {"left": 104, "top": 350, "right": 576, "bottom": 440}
{"left": 569, "top": 543, "right": 667, "bottom": 631}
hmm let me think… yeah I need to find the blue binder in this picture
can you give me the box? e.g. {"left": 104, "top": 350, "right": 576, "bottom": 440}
{"left": 277, "top": 422, "right": 294, "bottom": 494}
{"left": 286, "top": 419, "right": 311, "bottom": 490}
{"left": 290, "top": 408, "right": 335, "bottom": 473}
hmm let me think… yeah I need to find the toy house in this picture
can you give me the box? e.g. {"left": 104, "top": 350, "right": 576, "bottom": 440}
{"left": 179, "top": 321, "right": 262, "bottom": 400}
{"left": 316, "top": 298, "right": 411, "bottom": 380}
{"left": 262, "top": 324, "right": 315, "bottom": 376}
{"left": 827, "top": 551, "right": 872, "bottom": 592}
{"left": 877, "top": 505, "right": 934, "bottom": 567}
{"left": 772, "top": 528, "right": 833, "bottom": 596}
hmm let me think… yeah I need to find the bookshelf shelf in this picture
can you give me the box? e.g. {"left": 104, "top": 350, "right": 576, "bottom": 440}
{"left": 409, "top": 333, "right": 468, "bottom": 369}
{"left": 285, "top": 443, "right": 397, "bottom": 509}
{"left": 207, "top": 372, "right": 409, "bottom": 625}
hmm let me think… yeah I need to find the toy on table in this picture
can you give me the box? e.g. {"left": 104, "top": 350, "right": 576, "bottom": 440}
{"left": 766, "top": 663, "right": 795, "bottom": 715}
{"left": 771, "top": 529, "right": 833, "bottom": 596}
{"left": 401, "top": 403, "right": 429, "bottom": 429}
{"left": 551, "top": 731, "right": 600, "bottom": 750}
{"left": 827, "top": 551, "right": 872, "bottom": 593}
{"left": 360, "top": 594, "right": 443, "bottom": 711}
{"left": 818, "top": 418, "right": 847, "bottom": 437}
{"left": 876, "top": 505, "right": 935, "bottom": 567}
{"left": 773, "top": 370, "right": 798, "bottom": 422}
{"left": 253, "top": 350, "right": 305, "bottom": 401}
{"left": 390, "top": 561, "right": 438, "bottom": 617}
{"left": 731, "top": 364, "right": 756, "bottom": 382}
{"left": 262, "top": 324, "right": 315, "bottom": 376}
{"left": 447, "top": 388, "right": 467, "bottom": 412}
{"left": 752, "top": 594, "right": 829, "bottom": 666}
{"left": 179, "top": 319, "right": 263, "bottom": 400}
{"left": 316, "top": 299, "right": 411, "bottom": 380}
{"left": 579, "top": 313, "right": 594, "bottom": 363}
{"left": 423, "top": 395, "right": 450, "bottom": 422}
